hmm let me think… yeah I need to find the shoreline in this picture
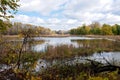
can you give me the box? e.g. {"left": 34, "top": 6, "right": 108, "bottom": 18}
{"left": 84, "top": 35, "right": 120, "bottom": 41}
{"left": 2, "top": 34, "right": 120, "bottom": 41}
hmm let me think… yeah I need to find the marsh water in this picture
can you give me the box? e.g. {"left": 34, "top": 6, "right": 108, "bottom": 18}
{"left": 33, "top": 37, "right": 120, "bottom": 61}
{"left": 33, "top": 36, "right": 102, "bottom": 51}
{"left": 31, "top": 36, "right": 120, "bottom": 71}
{"left": 1, "top": 36, "right": 120, "bottom": 71}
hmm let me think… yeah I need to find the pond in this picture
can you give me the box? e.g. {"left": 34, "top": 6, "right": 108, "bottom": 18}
{"left": 33, "top": 36, "right": 102, "bottom": 52}
{"left": 31, "top": 36, "right": 120, "bottom": 71}
{"left": 35, "top": 51, "right": 120, "bottom": 72}
{"left": 1, "top": 36, "right": 120, "bottom": 72}
{"left": 32, "top": 36, "right": 120, "bottom": 59}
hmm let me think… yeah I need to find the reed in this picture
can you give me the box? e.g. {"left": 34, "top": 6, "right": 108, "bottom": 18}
{"left": 40, "top": 39, "right": 120, "bottom": 60}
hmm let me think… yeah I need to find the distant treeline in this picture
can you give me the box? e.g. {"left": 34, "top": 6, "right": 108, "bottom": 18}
{"left": 2, "top": 22, "right": 53, "bottom": 35}
{"left": 69, "top": 22, "right": 120, "bottom": 35}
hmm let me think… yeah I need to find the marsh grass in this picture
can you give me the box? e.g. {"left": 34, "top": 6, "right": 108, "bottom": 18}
{"left": 40, "top": 62, "right": 120, "bottom": 80}
{"left": 41, "top": 44, "right": 76, "bottom": 60}
{"left": 1, "top": 37, "right": 120, "bottom": 80}
{"left": 40, "top": 39, "right": 120, "bottom": 60}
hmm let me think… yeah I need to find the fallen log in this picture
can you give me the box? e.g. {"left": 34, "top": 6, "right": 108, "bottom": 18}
{"left": 85, "top": 59, "right": 120, "bottom": 74}
{"left": 96, "top": 65, "right": 120, "bottom": 73}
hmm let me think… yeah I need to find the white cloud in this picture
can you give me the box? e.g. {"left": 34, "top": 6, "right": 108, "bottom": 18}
{"left": 11, "top": 15, "right": 45, "bottom": 25}
{"left": 63, "top": 0, "right": 120, "bottom": 25}
{"left": 67, "top": 19, "right": 77, "bottom": 24}
{"left": 19, "top": 0, "right": 69, "bottom": 15}
{"left": 64, "top": 0, "right": 113, "bottom": 13}
{"left": 102, "top": 13, "right": 120, "bottom": 24}
{"left": 11, "top": 14, "right": 83, "bottom": 30}
{"left": 13, "top": 0, "right": 120, "bottom": 30}
{"left": 47, "top": 18, "right": 61, "bottom": 24}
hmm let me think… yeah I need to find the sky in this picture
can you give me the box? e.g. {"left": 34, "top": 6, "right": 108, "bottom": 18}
{"left": 11, "top": 0, "right": 120, "bottom": 30}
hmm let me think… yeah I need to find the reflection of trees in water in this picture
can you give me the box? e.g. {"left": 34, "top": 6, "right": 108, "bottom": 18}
{"left": 72, "top": 39, "right": 120, "bottom": 51}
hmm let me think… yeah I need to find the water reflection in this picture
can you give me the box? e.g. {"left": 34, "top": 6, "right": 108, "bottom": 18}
{"left": 1, "top": 36, "right": 120, "bottom": 72}
{"left": 33, "top": 36, "right": 100, "bottom": 52}
{"left": 79, "top": 52, "right": 120, "bottom": 65}
{"left": 35, "top": 52, "right": 120, "bottom": 72}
